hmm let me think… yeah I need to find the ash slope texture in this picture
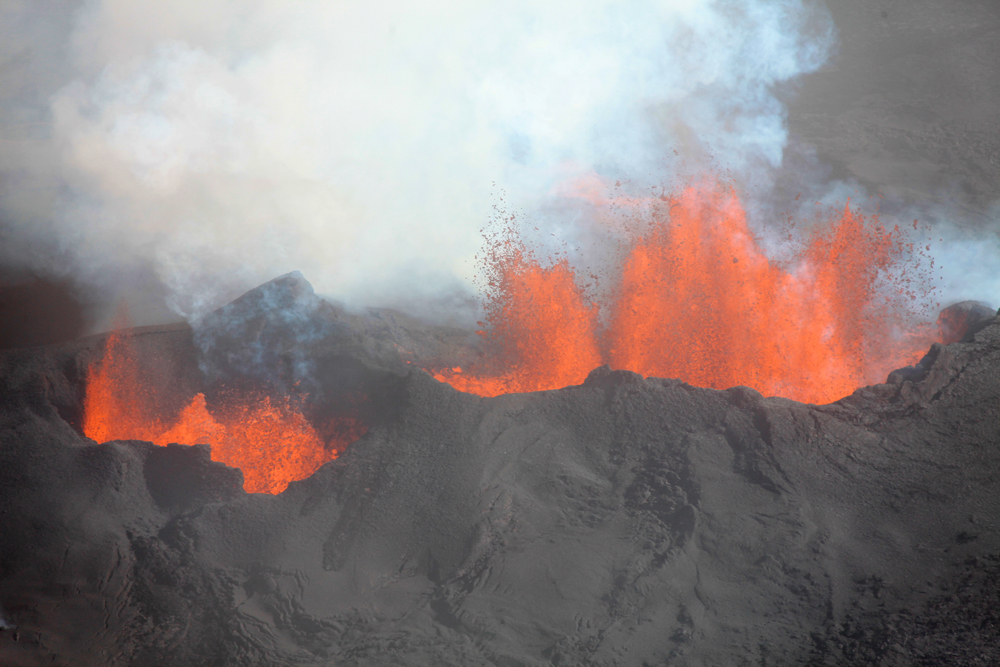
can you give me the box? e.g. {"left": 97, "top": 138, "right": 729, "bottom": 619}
{"left": 1, "top": 275, "right": 999, "bottom": 666}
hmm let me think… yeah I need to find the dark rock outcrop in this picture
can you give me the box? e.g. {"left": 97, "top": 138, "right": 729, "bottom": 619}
{"left": 938, "top": 300, "right": 997, "bottom": 344}
{"left": 1, "top": 278, "right": 999, "bottom": 666}
{"left": 887, "top": 301, "right": 997, "bottom": 385}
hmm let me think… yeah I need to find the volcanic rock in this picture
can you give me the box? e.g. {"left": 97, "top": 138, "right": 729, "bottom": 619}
{"left": 1, "top": 277, "right": 999, "bottom": 666}
{"left": 194, "top": 271, "right": 482, "bottom": 417}
{"left": 887, "top": 301, "right": 998, "bottom": 385}
{"left": 938, "top": 300, "right": 997, "bottom": 344}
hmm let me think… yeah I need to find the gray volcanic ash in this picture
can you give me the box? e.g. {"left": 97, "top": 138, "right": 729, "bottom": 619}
{"left": 1, "top": 273, "right": 999, "bottom": 665}
{"left": 2, "top": 2, "right": 1000, "bottom": 663}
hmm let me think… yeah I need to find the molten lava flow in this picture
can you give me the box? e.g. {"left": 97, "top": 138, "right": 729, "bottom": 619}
{"left": 434, "top": 237, "right": 601, "bottom": 396}
{"left": 83, "top": 330, "right": 366, "bottom": 494}
{"left": 606, "top": 183, "right": 926, "bottom": 403}
{"left": 157, "top": 390, "right": 363, "bottom": 495}
{"left": 431, "top": 180, "right": 938, "bottom": 404}
{"left": 82, "top": 325, "right": 166, "bottom": 443}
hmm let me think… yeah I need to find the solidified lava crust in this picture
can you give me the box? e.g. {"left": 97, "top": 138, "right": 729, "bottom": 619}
{"left": 1, "top": 274, "right": 999, "bottom": 666}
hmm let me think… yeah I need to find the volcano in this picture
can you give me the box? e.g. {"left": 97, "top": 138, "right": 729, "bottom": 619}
{"left": 1, "top": 272, "right": 998, "bottom": 666}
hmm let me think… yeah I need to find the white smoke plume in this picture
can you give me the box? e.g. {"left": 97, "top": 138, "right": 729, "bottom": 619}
{"left": 4, "top": 0, "right": 840, "bottom": 327}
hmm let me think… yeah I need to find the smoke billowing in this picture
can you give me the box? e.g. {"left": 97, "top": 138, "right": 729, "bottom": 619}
{"left": 0, "top": 0, "right": 995, "bottom": 332}
{"left": 1, "top": 0, "right": 838, "bottom": 327}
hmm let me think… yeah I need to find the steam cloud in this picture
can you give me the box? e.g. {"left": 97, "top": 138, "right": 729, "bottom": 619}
{"left": 0, "top": 0, "right": 833, "bottom": 325}
{"left": 0, "top": 0, "right": 993, "bottom": 329}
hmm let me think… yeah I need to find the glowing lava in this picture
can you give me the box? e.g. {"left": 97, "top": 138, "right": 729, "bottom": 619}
{"left": 83, "top": 327, "right": 365, "bottom": 494}
{"left": 434, "top": 181, "right": 939, "bottom": 404}
{"left": 435, "top": 243, "right": 601, "bottom": 396}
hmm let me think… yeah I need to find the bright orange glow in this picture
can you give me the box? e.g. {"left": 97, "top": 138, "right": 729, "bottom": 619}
{"left": 434, "top": 239, "right": 601, "bottom": 396}
{"left": 83, "top": 327, "right": 366, "bottom": 494}
{"left": 82, "top": 325, "right": 167, "bottom": 444}
{"left": 432, "top": 180, "right": 939, "bottom": 404}
{"left": 606, "top": 183, "right": 931, "bottom": 403}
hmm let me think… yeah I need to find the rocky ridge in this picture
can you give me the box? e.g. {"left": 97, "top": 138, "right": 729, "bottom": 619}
{"left": 0, "top": 274, "right": 998, "bottom": 666}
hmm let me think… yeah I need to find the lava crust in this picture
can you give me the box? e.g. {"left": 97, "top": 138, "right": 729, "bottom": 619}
{"left": 1, "top": 274, "right": 999, "bottom": 666}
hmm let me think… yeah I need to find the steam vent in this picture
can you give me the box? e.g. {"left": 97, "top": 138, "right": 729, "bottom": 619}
{"left": 0, "top": 271, "right": 997, "bottom": 665}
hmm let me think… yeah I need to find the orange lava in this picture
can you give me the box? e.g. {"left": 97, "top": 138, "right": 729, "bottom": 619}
{"left": 82, "top": 325, "right": 167, "bottom": 444}
{"left": 435, "top": 237, "right": 601, "bottom": 396}
{"left": 83, "top": 328, "right": 365, "bottom": 494}
{"left": 433, "top": 180, "right": 938, "bottom": 404}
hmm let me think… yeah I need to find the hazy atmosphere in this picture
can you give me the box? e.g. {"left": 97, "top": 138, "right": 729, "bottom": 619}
{"left": 0, "top": 0, "right": 998, "bottom": 338}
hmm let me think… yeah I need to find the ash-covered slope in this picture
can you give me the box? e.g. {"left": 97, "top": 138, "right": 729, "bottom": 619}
{"left": 1, "top": 275, "right": 999, "bottom": 666}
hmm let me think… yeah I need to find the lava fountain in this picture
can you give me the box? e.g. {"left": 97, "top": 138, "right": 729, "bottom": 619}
{"left": 434, "top": 180, "right": 939, "bottom": 404}
{"left": 83, "top": 325, "right": 366, "bottom": 494}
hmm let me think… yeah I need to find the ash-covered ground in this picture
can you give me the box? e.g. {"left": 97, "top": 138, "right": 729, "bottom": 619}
{"left": 1, "top": 272, "right": 999, "bottom": 666}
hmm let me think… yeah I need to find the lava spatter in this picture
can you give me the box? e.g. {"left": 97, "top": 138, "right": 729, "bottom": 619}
{"left": 432, "top": 179, "right": 939, "bottom": 404}
{"left": 83, "top": 327, "right": 365, "bottom": 494}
